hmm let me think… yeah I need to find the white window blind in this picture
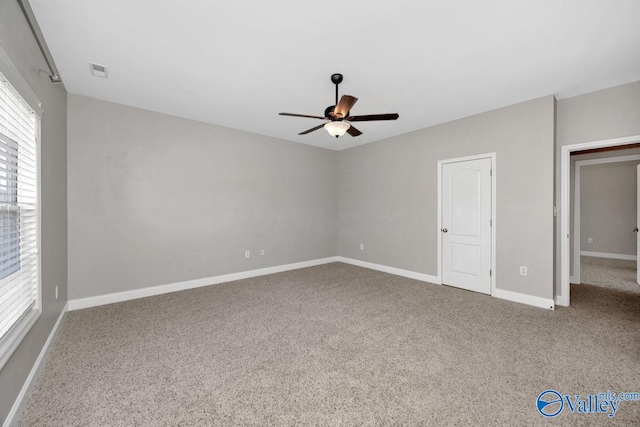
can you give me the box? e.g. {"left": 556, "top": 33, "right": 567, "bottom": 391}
{"left": 0, "top": 70, "right": 39, "bottom": 357}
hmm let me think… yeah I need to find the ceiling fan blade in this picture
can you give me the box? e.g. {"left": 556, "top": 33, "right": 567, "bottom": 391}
{"left": 298, "top": 123, "right": 326, "bottom": 135}
{"left": 347, "top": 125, "right": 362, "bottom": 137}
{"left": 333, "top": 95, "right": 358, "bottom": 118}
{"left": 347, "top": 113, "right": 399, "bottom": 122}
{"left": 280, "top": 112, "right": 327, "bottom": 120}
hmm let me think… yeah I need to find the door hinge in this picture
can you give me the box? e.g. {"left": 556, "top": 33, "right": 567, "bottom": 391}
{"left": 490, "top": 219, "right": 492, "bottom": 226}
{"left": 490, "top": 269, "right": 492, "bottom": 277}
{"left": 490, "top": 169, "right": 492, "bottom": 177}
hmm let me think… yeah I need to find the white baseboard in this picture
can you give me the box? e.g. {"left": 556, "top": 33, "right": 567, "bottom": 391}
{"left": 580, "top": 251, "right": 637, "bottom": 261}
{"left": 69, "top": 254, "right": 559, "bottom": 313}
{"left": 570, "top": 275, "right": 579, "bottom": 284}
{"left": 337, "top": 257, "right": 555, "bottom": 310}
{"left": 336, "top": 257, "right": 440, "bottom": 284}
{"left": 4, "top": 302, "right": 68, "bottom": 427}
{"left": 68, "top": 257, "right": 339, "bottom": 311}
{"left": 493, "top": 288, "right": 554, "bottom": 310}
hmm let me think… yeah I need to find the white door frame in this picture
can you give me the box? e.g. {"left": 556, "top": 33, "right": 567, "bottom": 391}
{"left": 437, "top": 152, "right": 497, "bottom": 295}
{"left": 572, "top": 154, "right": 640, "bottom": 284}
{"left": 559, "top": 135, "right": 640, "bottom": 307}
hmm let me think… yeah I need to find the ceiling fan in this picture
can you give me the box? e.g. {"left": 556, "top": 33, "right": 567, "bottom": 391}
{"left": 279, "top": 73, "right": 399, "bottom": 138}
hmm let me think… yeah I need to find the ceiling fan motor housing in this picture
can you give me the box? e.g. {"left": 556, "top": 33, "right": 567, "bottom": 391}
{"left": 325, "top": 105, "right": 349, "bottom": 120}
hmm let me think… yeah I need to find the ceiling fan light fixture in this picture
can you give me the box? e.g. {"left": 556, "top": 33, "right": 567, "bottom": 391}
{"left": 324, "top": 121, "right": 350, "bottom": 138}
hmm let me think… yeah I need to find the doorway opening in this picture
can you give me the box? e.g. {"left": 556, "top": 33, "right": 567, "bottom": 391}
{"left": 559, "top": 135, "right": 640, "bottom": 306}
{"left": 572, "top": 154, "right": 640, "bottom": 285}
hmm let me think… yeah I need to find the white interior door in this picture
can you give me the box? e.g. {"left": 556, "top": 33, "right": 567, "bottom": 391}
{"left": 442, "top": 158, "right": 492, "bottom": 294}
{"left": 637, "top": 165, "right": 640, "bottom": 285}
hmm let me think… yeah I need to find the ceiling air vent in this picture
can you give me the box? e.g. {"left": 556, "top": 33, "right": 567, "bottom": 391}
{"left": 89, "top": 62, "right": 108, "bottom": 78}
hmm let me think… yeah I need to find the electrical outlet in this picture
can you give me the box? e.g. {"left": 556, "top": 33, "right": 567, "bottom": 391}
{"left": 245, "top": 250, "right": 250, "bottom": 258}
{"left": 360, "top": 243, "right": 364, "bottom": 250}
{"left": 260, "top": 249, "right": 265, "bottom": 256}
{"left": 588, "top": 238, "right": 593, "bottom": 244}
{"left": 55, "top": 285, "right": 58, "bottom": 300}
{"left": 519, "top": 266, "right": 528, "bottom": 276}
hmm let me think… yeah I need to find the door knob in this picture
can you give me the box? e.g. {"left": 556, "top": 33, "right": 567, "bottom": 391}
{"left": 633, "top": 227, "right": 639, "bottom": 232}
{"left": 442, "top": 228, "right": 448, "bottom": 233}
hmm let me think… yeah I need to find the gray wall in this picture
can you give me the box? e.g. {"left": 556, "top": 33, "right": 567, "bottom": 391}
{"left": 0, "top": 1, "right": 68, "bottom": 423}
{"left": 555, "top": 81, "right": 640, "bottom": 295}
{"left": 67, "top": 95, "right": 337, "bottom": 300}
{"left": 338, "top": 96, "right": 555, "bottom": 300}
{"left": 580, "top": 161, "right": 638, "bottom": 255}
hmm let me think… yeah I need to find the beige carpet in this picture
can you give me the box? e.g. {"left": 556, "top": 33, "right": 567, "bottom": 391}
{"left": 16, "top": 263, "right": 640, "bottom": 426}
{"left": 580, "top": 255, "right": 640, "bottom": 293}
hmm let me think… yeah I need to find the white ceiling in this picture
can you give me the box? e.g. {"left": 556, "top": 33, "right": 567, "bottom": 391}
{"left": 30, "top": 0, "right": 640, "bottom": 150}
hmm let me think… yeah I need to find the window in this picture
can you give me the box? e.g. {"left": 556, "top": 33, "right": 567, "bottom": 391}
{"left": 0, "top": 133, "right": 21, "bottom": 280}
{"left": 0, "top": 69, "right": 40, "bottom": 369}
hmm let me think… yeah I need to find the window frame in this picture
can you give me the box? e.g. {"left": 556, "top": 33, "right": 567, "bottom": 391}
{"left": 0, "top": 47, "right": 42, "bottom": 371}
